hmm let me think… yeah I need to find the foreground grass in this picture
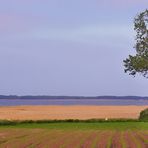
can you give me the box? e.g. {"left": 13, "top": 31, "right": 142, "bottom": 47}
{"left": 0, "top": 121, "right": 148, "bottom": 130}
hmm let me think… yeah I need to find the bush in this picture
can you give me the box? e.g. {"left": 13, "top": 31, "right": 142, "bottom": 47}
{"left": 139, "top": 108, "right": 148, "bottom": 121}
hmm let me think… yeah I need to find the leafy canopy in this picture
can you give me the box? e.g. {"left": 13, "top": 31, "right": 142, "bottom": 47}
{"left": 124, "top": 10, "right": 148, "bottom": 77}
{"left": 139, "top": 108, "right": 148, "bottom": 121}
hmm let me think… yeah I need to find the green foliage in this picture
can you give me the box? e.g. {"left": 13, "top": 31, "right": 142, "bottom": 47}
{"left": 0, "top": 119, "right": 139, "bottom": 126}
{"left": 139, "top": 108, "right": 148, "bottom": 121}
{"left": 124, "top": 9, "right": 148, "bottom": 77}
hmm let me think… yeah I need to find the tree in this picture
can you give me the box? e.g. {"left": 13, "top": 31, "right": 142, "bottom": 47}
{"left": 124, "top": 10, "right": 148, "bottom": 77}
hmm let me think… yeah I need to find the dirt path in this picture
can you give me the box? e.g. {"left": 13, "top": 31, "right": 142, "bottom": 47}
{"left": 0, "top": 105, "right": 147, "bottom": 120}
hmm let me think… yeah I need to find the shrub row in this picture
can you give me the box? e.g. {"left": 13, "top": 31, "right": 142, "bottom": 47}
{"left": 0, "top": 118, "right": 141, "bottom": 126}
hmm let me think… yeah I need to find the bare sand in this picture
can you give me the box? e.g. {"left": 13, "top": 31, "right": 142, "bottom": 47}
{"left": 0, "top": 105, "right": 147, "bottom": 120}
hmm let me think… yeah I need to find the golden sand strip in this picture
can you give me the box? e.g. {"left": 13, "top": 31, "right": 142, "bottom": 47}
{"left": 0, "top": 105, "right": 147, "bottom": 120}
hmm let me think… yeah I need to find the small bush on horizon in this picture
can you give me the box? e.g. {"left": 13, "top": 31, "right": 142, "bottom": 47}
{"left": 139, "top": 108, "right": 148, "bottom": 121}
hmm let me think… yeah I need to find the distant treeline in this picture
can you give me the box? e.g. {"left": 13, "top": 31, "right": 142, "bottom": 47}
{"left": 0, "top": 95, "right": 147, "bottom": 100}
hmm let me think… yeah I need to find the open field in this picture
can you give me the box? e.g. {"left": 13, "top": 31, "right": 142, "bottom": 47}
{"left": 0, "top": 105, "right": 147, "bottom": 147}
{"left": 0, "top": 105, "right": 147, "bottom": 120}
{"left": 0, "top": 122, "right": 148, "bottom": 148}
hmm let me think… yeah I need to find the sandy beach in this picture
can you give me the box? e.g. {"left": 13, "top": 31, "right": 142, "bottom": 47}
{"left": 0, "top": 105, "right": 147, "bottom": 120}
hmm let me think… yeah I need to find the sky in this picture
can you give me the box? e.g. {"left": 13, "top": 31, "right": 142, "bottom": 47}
{"left": 0, "top": 0, "right": 148, "bottom": 96}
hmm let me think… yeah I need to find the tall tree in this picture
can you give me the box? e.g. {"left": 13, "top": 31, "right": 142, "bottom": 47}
{"left": 124, "top": 10, "right": 148, "bottom": 77}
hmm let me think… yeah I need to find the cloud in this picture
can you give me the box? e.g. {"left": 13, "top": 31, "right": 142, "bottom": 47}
{"left": 11, "top": 23, "right": 133, "bottom": 48}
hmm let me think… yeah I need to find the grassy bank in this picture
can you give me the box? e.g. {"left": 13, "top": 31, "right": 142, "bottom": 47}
{"left": 0, "top": 119, "right": 147, "bottom": 130}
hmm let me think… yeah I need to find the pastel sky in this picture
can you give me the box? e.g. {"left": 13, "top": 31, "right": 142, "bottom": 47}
{"left": 0, "top": 0, "right": 148, "bottom": 96}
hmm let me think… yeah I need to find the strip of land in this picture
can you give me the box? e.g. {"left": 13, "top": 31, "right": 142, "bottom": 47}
{"left": 0, "top": 105, "right": 147, "bottom": 120}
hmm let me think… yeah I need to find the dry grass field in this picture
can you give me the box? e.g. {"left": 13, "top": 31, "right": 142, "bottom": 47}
{"left": 0, "top": 105, "right": 147, "bottom": 120}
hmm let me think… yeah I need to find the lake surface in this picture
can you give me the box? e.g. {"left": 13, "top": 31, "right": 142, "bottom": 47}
{"left": 0, "top": 99, "right": 148, "bottom": 106}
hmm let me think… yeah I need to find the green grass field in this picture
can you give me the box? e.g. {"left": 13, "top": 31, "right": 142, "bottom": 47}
{"left": 0, "top": 121, "right": 147, "bottom": 147}
{"left": 0, "top": 121, "right": 148, "bottom": 130}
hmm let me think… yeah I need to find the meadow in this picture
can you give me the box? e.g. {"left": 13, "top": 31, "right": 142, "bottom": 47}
{"left": 0, "top": 121, "right": 147, "bottom": 148}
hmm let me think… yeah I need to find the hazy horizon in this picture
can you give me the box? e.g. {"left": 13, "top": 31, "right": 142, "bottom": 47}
{"left": 0, "top": 95, "right": 148, "bottom": 97}
{"left": 0, "top": 0, "right": 148, "bottom": 96}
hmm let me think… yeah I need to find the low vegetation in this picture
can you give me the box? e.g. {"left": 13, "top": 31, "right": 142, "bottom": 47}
{"left": 0, "top": 118, "right": 140, "bottom": 126}
{"left": 0, "top": 120, "right": 147, "bottom": 131}
{"left": 139, "top": 108, "right": 148, "bottom": 121}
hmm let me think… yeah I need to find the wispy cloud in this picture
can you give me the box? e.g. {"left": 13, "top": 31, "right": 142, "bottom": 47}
{"left": 20, "top": 24, "right": 133, "bottom": 46}
{"left": 0, "top": 23, "right": 134, "bottom": 52}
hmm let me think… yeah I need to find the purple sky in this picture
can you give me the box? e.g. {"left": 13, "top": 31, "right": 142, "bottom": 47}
{"left": 0, "top": 0, "right": 148, "bottom": 96}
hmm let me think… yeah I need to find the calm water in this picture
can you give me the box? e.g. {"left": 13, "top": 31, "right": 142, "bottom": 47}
{"left": 0, "top": 99, "right": 148, "bottom": 106}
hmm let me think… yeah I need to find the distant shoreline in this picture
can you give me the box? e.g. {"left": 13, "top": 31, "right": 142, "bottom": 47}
{"left": 0, "top": 98, "right": 148, "bottom": 106}
{"left": 0, "top": 95, "right": 148, "bottom": 100}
